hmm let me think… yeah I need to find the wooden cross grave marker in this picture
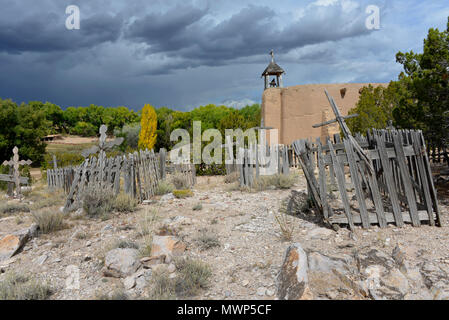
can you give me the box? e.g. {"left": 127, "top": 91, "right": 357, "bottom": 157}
{"left": 49, "top": 154, "right": 60, "bottom": 169}
{"left": 81, "top": 125, "right": 124, "bottom": 159}
{"left": 313, "top": 89, "right": 373, "bottom": 174}
{"left": 1, "top": 146, "right": 32, "bottom": 197}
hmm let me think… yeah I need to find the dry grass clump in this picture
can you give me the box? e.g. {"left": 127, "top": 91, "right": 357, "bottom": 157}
{"left": 194, "top": 229, "right": 220, "bottom": 250}
{"left": 0, "top": 273, "right": 52, "bottom": 300}
{"left": 154, "top": 180, "right": 174, "bottom": 196}
{"left": 82, "top": 187, "right": 115, "bottom": 219}
{"left": 0, "top": 202, "right": 30, "bottom": 215}
{"left": 114, "top": 193, "right": 138, "bottom": 213}
{"left": 148, "top": 257, "right": 212, "bottom": 299}
{"left": 252, "top": 173, "right": 297, "bottom": 191}
{"left": 224, "top": 171, "right": 239, "bottom": 184}
{"left": 32, "top": 209, "right": 66, "bottom": 234}
{"left": 147, "top": 269, "right": 177, "bottom": 300}
{"left": 136, "top": 207, "right": 159, "bottom": 258}
{"left": 170, "top": 173, "right": 190, "bottom": 190}
{"left": 114, "top": 240, "right": 139, "bottom": 250}
{"left": 30, "top": 190, "right": 65, "bottom": 210}
{"left": 174, "top": 257, "right": 212, "bottom": 297}
{"left": 173, "top": 189, "right": 193, "bottom": 199}
{"left": 273, "top": 209, "right": 294, "bottom": 241}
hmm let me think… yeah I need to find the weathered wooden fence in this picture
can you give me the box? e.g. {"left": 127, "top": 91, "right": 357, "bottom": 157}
{"left": 293, "top": 129, "right": 441, "bottom": 230}
{"left": 47, "top": 167, "right": 76, "bottom": 194}
{"left": 63, "top": 149, "right": 172, "bottom": 212}
{"left": 237, "top": 144, "right": 290, "bottom": 188}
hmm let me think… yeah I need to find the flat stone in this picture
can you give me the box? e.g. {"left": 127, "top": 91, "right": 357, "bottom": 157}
{"left": 0, "top": 224, "right": 38, "bottom": 262}
{"left": 103, "top": 248, "right": 141, "bottom": 278}
{"left": 276, "top": 243, "right": 309, "bottom": 300}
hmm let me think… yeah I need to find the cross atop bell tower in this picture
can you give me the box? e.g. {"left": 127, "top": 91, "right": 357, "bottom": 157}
{"left": 261, "top": 50, "right": 285, "bottom": 90}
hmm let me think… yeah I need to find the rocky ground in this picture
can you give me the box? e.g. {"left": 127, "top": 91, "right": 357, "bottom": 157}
{"left": 1, "top": 171, "right": 449, "bottom": 300}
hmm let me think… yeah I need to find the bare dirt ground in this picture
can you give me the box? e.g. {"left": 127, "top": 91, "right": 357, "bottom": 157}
{"left": 46, "top": 136, "right": 98, "bottom": 145}
{"left": 1, "top": 172, "right": 449, "bottom": 300}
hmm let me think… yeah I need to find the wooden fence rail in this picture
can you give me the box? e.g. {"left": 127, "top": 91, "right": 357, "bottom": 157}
{"left": 292, "top": 129, "right": 441, "bottom": 230}
{"left": 62, "top": 149, "right": 195, "bottom": 212}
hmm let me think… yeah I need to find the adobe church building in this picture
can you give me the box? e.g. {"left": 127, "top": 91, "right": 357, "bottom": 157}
{"left": 261, "top": 51, "right": 387, "bottom": 145}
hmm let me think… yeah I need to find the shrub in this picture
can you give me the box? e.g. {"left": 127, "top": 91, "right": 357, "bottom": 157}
{"left": 170, "top": 173, "right": 190, "bottom": 190}
{"left": 114, "top": 193, "right": 138, "bottom": 213}
{"left": 194, "top": 229, "right": 220, "bottom": 250}
{"left": 32, "top": 210, "right": 66, "bottom": 234}
{"left": 0, "top": 273, "right": 52, "bottom": 300}
{"left": 195, "top": 163, "right": 226, "bottom": 176}
{"left": 0, "top": 202, "right": 30, "bottom": 215}
{"left": 154, "top": 180, "right": 174, "bottom": 196}
{"left": 174, "top": 258, "right": 212, "bottom": 297}
{"left": 82, "top": 187, "right": 115, "bottom": 219}
{"left": 114, "top": 240, "right": 139, "bottom": 249}
{"left": 173, "top": 189, "right": 193, "bottom": 199}
{"left": 136, "top": 207, "right": 159, "bottom": 258}
{"left": 273, "top": 209, "right": 294, "bottom": 241}
{"left": 42, "top": 152, "right": 84, "bottom": 171}
{"left": 224, "top": 171, "right": 239, "bottom": 184}
{"left": 71, "top": 121, "right": 97, "bottom": 137}
{"left": 114, "top": 122, "right": 140, "bottom": 151}
{"left": 192, "top": 203, "right": 203, "bottom": 211}
{"left": 148, "top": 269, "right": 176, "bottom": 300}
{"left": 252, "top": 173, "right": 297, "bottom": 191}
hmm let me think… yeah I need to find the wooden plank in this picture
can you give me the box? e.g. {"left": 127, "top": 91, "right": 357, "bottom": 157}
{"left": 328, "top": 140, "right": 354, "bottom": 230}
{"left": 0, "top": 174, "right": 28, "bottom": 184}
{"left": 292, "top": 141, "right": 322, "bottom": 212}
{"left": 344, "top": 139, "right": 370, "bottom": 228}
{"left": 418, "top": 130, "right": 442, "bottom": 226}
{"left": 317, "top": 139, "right": 330, "bottom": 219}
{"left": 329, "top": 210, "right": 435, "bottom": 225}
{"left": 375, "top": 133, "right": 404, "bottom": 227}
{"left": 411, "top": 131, "right": 435, "bottom": 226}
{"left": 392, "top": 131, "right": 420, "bottom": 227}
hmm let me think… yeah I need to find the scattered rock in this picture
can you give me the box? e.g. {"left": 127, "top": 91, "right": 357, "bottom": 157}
{"left": 123, "top": 275, "right": 136, "bottom": 290}
{"left": 36, "top": 254, "right": 48, "bottom": 265}
{"left": 242, "top": 280, "right": 249, "bottom": 287}
{"left": 265, "top": 289, "right": 275, "bottom": 297}
{"left": 167, "top": 263, "right": 176, "bottom": 273}
{"left": 160, "top": 193, "right": 175, "bottom": 202}
{"left": 308, "top": 227, "right": 334, "bottom": 240}
{"left": 102, "top": 224, "right": 113, "bottom": 232}
{"left": 103, "top": 248, "right": 141, "bottom": 278}
{"left": 140, "top": 254, "right": 166, "bottom": 268}
{"left": 276, "top": 243, "right": 309, "bottom": 300}
{"left": 0, "top": 224, "right": 38, "bottom": 262}
{"left": 151, "top": 235, "right": 186, "bottom": 257}
{"left": 256, "top": 287, "right": 266, "bottom": 296}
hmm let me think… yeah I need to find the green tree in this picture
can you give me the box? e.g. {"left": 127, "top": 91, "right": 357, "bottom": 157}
{"left": 394, "top": 18, "right": 449, "bottom": 150}
{"left": 347, "top": 84, "right": 397, "bottom": 134}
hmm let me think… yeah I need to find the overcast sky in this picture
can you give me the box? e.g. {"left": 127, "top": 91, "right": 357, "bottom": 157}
{"left": 0, "top": 0, "right": 448, "bottom": 111}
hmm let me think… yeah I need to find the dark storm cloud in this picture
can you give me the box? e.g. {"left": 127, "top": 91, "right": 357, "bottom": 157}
{"left": 124, "top": 3, "right": 372, "bottom": 71}
{"left": 0, "top": 9, "right": 123, "bottom": 54}
{"left": 0, "top": 0, "right": 447, "bottom": 111}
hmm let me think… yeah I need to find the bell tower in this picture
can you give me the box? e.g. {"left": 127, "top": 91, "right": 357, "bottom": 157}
{"left": 261, "top": 50, "right": 285, "bottom": 90}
